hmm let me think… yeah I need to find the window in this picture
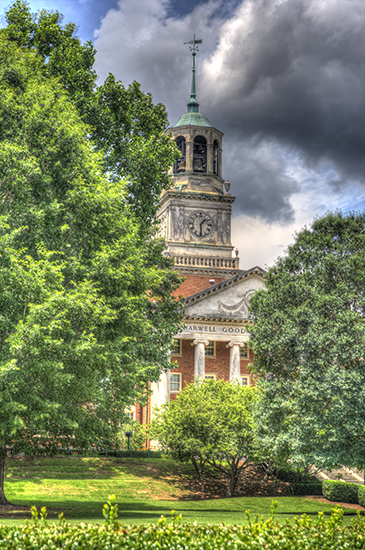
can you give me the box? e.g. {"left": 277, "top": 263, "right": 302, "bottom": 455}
{"left": 125, "top": 411, "right": 134, "bottom": 421}
{"left": 173, "top": 136, "right": 186, "bottom": 173}
{"left": 171, "top": 339, "right": 182, "bottom": 356}
{"left": 193, "top": 136, "right": 207, "bottom": 173}
{"left": 240, "top": 343, "right": 249, "bottom": 359}
{"left": 170, "top": 373, "right": 181, "bottom": 392}
{"left": 241, "top": 375, "right": 251, "bottom": 386}
{"left": 205, "top": 341, "right": 215, "bottom": 357}
{"left": 205, "top": 373, "right": 217, "bottom": 380}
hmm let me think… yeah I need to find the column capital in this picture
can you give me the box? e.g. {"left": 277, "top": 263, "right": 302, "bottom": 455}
{"left": 226, "top": 341, "right": 245, "bottom": 348}
{"left": 192, "top": 339, "right": 209, "bottom": 347}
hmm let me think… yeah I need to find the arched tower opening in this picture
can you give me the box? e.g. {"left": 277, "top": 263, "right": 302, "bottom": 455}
{"left": 173, "top": 136, "right": 186, "bottom": 173}
{"left": 193, "top": 136, "right": 207, "bottom": 173}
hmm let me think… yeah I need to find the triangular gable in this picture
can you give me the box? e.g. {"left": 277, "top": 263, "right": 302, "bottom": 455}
{"left": 184, "top": 267, "right": 266, "bottom": 321}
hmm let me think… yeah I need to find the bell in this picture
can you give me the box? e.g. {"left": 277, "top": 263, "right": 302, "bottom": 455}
{"left": 177, "top": 158, "right": 186, "bottom": 172}
{"left": 193, "top": 158, "right": 204, "bottom": 172}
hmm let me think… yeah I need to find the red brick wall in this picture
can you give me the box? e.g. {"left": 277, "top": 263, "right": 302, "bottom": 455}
{"left": 170, "top": 340, "right": 255, "bottom": 400}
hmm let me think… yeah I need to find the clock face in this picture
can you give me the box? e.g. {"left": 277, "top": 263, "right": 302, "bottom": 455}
{"left": 188, "top": 211, "right": 213, "bottom": 238}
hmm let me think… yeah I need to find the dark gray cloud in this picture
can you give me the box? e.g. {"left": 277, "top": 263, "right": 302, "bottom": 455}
{"left": 202, "top": 0, "right": 365, "bottom": 188}
{"left": 223, "top": 137, "right": 299, "bottom": 222}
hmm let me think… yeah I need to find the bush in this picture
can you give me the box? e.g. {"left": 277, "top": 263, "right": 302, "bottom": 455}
{"left": 276, "top": 467, "right": 318, "bottom": 484}
{"left": 358, "top": 485, "right": 365, "bottom": 507}
{"left": 290, "top": 483, "right": 323, "bottom": 496}
{"left": 0, "top": 504, "right": 364, "bottom": 550}
{"left": 322, "top": 480, "right": 359, "bottom": 503}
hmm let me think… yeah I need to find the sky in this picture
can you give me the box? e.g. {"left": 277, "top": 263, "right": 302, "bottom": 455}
{"left": 1, "top": 0, "right": 364, "bottom": 269}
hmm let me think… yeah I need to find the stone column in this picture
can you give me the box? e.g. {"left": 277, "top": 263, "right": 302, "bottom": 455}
{"left": 227, "top": 342, "right": 243, "bottom": 382}
{"left": 186, "top": 140, "right": 193, "bottom": 172}
{"left": 206, "top": 143, "right": 213, "bottom": 174}
{"left": 191, "top": 339, "right": 209, "bottom": 379}
{"left": 218, "top": 148, "right": 223, "bottom": 178}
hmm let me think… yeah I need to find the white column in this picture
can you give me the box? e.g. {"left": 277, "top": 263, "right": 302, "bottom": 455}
{"left": 227, "top": 342, "right": 243, "bottom": 382}
{"left": 191, "top": 339, "right": 209, "bottom": 379}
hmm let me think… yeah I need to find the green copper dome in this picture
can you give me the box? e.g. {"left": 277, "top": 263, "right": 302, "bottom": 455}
{"left": 173, "top": 111, "right": 213, "bottom": 128}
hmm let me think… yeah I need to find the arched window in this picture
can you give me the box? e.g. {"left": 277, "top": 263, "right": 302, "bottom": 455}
{"left": 193, "top": 136, "right": 207, "bottom": 173}
{"left": 213, "top": 140, "right": 219, "bottom": 176}
{"left": 173, "top": 136, "right": 186, "bottom": 173}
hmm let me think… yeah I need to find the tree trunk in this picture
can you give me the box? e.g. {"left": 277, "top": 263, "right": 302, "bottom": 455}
{"left": 226, "top": 474, "right": 237, "bottom": 498}
{"left": 0, "top": 448, "right": 11, "bottom": 506}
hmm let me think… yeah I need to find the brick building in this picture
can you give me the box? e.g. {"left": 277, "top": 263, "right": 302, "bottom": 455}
{"left": 147, "top": 37, "right": 266, "bottom": 416}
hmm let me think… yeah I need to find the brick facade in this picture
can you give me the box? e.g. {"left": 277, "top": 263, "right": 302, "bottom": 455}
{"left": 170, "top": 339, "right": 254, "bottom": 401}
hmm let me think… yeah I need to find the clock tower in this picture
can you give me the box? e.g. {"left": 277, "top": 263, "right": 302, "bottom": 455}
{"left": 157, "top": 36, "right": 240, "bottom": 278}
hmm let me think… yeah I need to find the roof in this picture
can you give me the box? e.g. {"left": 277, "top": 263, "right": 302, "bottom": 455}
{"left": 173, "top": 111, "right": 213, "bottom": 128}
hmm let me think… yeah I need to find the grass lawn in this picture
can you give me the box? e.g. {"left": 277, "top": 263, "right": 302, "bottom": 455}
{"left": 0, "top": 456, "right": 358, "bottom": 526}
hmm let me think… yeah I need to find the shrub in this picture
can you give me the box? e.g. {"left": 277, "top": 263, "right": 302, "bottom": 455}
{"left": 290, "top": 483, "right": 323, "bottom": 496}
{"left": 322, "top": 480, "right": 359, "bottom": 503}
{"left": 358, "top": 485, "right": 365, "bottom": 507}
{"left": 276, "top": 467, "right": 318, "bottom": 483}
{"left": 0, "top": 503, "right": 364, "bottom": 550}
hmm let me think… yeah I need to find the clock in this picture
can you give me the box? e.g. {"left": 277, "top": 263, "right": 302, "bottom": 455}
{"left": 188, "top": 211, "right": 213, "bottom": 238}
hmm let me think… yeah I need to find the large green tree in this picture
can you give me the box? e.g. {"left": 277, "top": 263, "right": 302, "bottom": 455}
{"left": 4, "top": 0, "right": 178, "bottom": 230}
{"left": 249, "top": 211, "right": 365, "bottom": 472}
{"left": 152, "top": 380, "right": 257, "bottom": 497}
{"left": 0, "top": 33, "right": 182, "bottom": 505}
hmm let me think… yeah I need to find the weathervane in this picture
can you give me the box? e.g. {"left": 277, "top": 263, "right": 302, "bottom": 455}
{"left": 184, "top": 35, "right": 202, "bottom": 112}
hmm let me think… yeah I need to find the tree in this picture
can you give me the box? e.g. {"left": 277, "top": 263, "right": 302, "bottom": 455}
{"left": 4, "top": 0, "right": 178, "bottom": 230}
{"left": 0, "top": 37, "right": 183, "bottom": 505}
{"left": 249, "top": 211, "right": 365, "bottom": 472}
{"left": 152, "top": 379, "right": 257, "bottom": 497}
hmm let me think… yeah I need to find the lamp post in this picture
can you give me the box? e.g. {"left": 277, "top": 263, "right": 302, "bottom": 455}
{"left": 125, "top": 431, "right": 132, "bottom": 456}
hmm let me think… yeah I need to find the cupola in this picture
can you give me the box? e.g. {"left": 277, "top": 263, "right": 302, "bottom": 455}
{"left": 167, "top": 36, "right": 224, "bottom": 195}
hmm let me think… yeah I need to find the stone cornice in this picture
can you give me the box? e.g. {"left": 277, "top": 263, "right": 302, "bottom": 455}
{"left": 183, "top": 315, "right": 251, "bottom": 324}
{"left": 175, "top": 267, "right": 241, "bottom": 277}
{"left": 158, "top": 191, "right": 235, "bottom": 208}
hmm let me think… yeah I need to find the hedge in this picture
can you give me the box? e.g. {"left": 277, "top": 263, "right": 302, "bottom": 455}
{"left": 322, "top": 479, "right": 360, "bottom": 503}
{"left": 358, "top": 485, "right": 365, "bottom": 507}
{"left": 290, "top": 482, "right": 323, "bottom": 496}
{"left": 0, "top": 503, "right": 364, "bottom": 550}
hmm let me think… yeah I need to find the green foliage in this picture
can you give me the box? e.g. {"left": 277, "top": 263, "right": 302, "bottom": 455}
{"left": 290, "top": 483, "right": 323, "bottom": 496}
{"left": 3, "top": 1, "right": 179, "bottom": 229}
{"left": 250, "top": 211, "right": 365, "bottom": 471}
{"left": 152, "top": 379, "right": 257, "bottom": 497}
{"left": 118, "top": 421, "right": 148, "bottom": 451}
{"left": 276, "top": 467, "right": 318, "bottom": 484}
{"left": 358, "top": 486, "right": 365, "bottom": 507}
{"left": 0, "top": 506, "right": 364, "bottom": 549}
{"left": 102, "top": 494, "right": 119, "bottom": 529}
{"left": 0, "top": 32, "right": 183, "bottom": 503}
{"left": 322, "top": 480, "right": 360, "bottom": 504}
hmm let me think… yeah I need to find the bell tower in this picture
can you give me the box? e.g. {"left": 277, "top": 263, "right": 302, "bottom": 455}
{"left": 158, "top": 36, "right": 240, "bottom": 277}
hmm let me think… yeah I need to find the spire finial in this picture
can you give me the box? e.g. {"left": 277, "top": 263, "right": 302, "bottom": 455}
{"left": 184, "top": 35, "right": 202, "bottom": 113}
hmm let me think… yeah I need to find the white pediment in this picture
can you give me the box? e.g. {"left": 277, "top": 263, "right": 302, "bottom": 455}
{"left": 184, "top": 271, "right": 265, "bottom": 320}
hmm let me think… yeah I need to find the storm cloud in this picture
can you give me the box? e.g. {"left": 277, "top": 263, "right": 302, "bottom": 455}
{"left": 202, "top": 0, "right": 365, "bottom": 187}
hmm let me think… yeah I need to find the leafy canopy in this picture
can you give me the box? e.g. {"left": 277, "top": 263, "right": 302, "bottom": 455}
{"left": 152, "top": 379, "right": 257, "bottom": 497}
{"left": 249, "top": 211, "right": 365, "bottom": 470}
{"left": 0, "top": 34, "right": 183, "bottom": 481}
{"left": 4, "top": 0, "right": 179, "bottom": 229}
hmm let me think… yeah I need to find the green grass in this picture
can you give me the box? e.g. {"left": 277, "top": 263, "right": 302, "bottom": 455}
{"left": 0, "top": 456, "right": 359, "bottom": 526}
